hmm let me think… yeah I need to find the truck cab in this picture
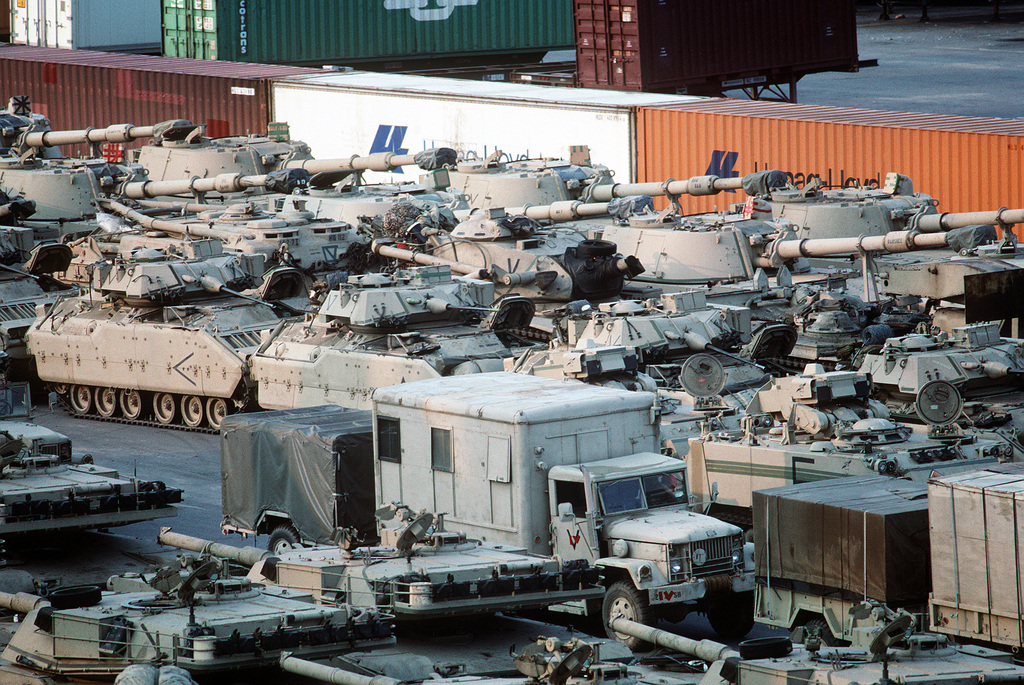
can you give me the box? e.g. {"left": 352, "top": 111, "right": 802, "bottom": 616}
{"left": 548, "top": 452, "right": 753, "bottom": 645}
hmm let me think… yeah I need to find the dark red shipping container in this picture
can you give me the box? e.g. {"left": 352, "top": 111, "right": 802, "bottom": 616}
{"left": 574, "top": 0, "right": 859, "bottom": 95}
{"left": 0, "top": 45, "right": 318, "bottom": 156}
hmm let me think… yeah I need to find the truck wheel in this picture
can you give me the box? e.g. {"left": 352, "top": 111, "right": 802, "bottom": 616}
{"left": 603, "top": 581, "right": 654, "bottom": 651}
{"left": 707, "top": 591, "right": 755, "bottom": 640}
{"left": 803, "top": 618, "right": 838, "bottom": 646}
{"left": 267, "top": 525, "right": 301, "bottom": 555}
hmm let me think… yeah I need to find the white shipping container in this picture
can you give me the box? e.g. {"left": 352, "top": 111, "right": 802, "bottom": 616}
{"left": 11, "top": 0, "right": 161, "bottom": 52}
{"left": 271, "top": 72, "right": 701, "bottom": 184}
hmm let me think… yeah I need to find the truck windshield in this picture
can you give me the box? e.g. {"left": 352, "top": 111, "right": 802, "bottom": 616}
{"left": 598, "top": 471, "right": 687, "bottom": 514}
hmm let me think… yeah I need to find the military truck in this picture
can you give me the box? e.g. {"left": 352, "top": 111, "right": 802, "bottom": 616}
{"left": 752, "top": 477, "right": 931, "bottom": 645}
{"left": 370, "top": 373, "right": 755, "bottom": 647}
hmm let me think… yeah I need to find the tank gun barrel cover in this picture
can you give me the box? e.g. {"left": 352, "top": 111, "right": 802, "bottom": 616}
{"left": 279, "top": 653, "right": 401, "bottom": 685}
{"left": 158, "top": 527, "right": 270, "bottom": 567}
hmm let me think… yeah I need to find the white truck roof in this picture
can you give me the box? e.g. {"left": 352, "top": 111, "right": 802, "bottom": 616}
{"left": 371, "top": 373, "right": 656, "bottom": 424}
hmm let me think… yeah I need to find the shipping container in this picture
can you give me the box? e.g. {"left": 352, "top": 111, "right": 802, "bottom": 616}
{"left": 929, "top": 464, "right": 1024, "bottom": 651}
{"left": 10, "top": 0, "right": 161, "bottom": 52}
{"left": 636, "top": 99, "right": 1024, "bottom": 236}
{"left": 0, "top": 45, "right": 317, "bottom": 157}
{"left": 575, "top": 0, "right": 859, "bottom": 96}
{"left": 271, "top": 71, "right": 699, "bottom": 184}
{"left": 161, "top": 0, "right": 573, "bottom": 68}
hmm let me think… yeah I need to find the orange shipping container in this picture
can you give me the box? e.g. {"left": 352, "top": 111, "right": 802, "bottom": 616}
{"left": 637, "top": 99, "right": 1024, "bottom": 238}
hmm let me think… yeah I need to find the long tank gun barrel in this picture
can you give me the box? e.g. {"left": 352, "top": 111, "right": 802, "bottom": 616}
{"left": 119, "top": 172, "right": 273, "bottom": 200}
{"left": 158, "top": 527, "right": 271, "bottom": 567}
{"left": 766, "top": 229, "right": 953, "bottom": 265}
{"left": 503, "top": 199, "right": 625, "bottom": 222}
{"left": 371, "top": 239, "right": 489, "bottom": 280}
{"left": 100, "top": 198, "right": 256, "bottom": 242}
{"left": 607, "top": 617, "right": 738, "bottom": 662}
{"left": 911, "top": 207, "right": 1024, "bottom": 232}
{"left": 283, "top": 147, "right": 457, "bottom": 175}
{"left": 279, "top": 653, "right": 400, "bottom": 685}
{"left": 586, "top": 173, "right": 757, "bottom": 202}
{"left": 19, "top": 119, "right": 191, "bottom": 151}
{"left": 0, "top": 590, "right": 49, "bottom": 614}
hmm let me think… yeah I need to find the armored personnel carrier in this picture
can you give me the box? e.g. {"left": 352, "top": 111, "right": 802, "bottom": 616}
{"left": 0, "top": 382, "right": 183, "bottom": 535}
{"left": 0, "top": 557, "right": 392, "bottom": 678}
{"left": 157, "top": 506, "right": 604, "bottom": 621}
{"left": 252, "top": 266, "right": 541, "bottom": 411}
{"left": 26, "top": 242, "right": 304, "bottom": 430}
{"left": 686, "top": 363, "right": 1011, "bottom": 523}
{"left": 856, "top": 323, "right": 1024, "bottom": 444}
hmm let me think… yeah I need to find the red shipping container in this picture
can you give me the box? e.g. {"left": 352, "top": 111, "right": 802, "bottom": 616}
{"left": 575, "top": 0, "right": 859, "bottom": 94}
{"left": 0, "top": 45, "right": 317, "bottom": 156}
{"left": 636, "top": 99, "right": 1024, "bottom": 238}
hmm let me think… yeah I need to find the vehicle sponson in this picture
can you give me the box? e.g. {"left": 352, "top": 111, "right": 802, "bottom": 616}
{"left": 0, "top": 582, "right": 389, "bottom": 676}
{"left": 253, "top": 268, "right": 542, "bottom": 411}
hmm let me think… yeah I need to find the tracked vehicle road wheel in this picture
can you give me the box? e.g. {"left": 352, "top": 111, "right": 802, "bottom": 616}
{"left": 120, "top": 389, "right": 144, "bottom": 420}
{"left": 95, "top": 387, "right": 118, "bottom": 417}
{"left": 153, "top": 393, "right": 176, "bottom": 425}
{"left": 181, "top": 395, "right": 204, "bottom": 427}
{"left": 206, "top": 398, "right": 229, "bottom": 431}
{"left": 69, "top": 385, "right": 92, "bottom": 414}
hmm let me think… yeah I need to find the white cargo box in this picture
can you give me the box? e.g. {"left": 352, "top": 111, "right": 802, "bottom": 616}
{"left": 11, "top": 0, "right": 161, "bottom": 51}
{"left": 371, "top": 373, "right": 660, "bottom": 553}
{"left": 929, "top": 464, "right": 1024, "bottom": 649}
{"left": 271, "top": 72, "right": 702, "bottom": 184}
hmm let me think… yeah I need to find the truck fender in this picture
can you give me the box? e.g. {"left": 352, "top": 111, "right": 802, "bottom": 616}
{"left": 597, "top": 557, "right": 659, "bottom": 589}
{"left": 254, "top": 511, "right": 295, "bottom": 536}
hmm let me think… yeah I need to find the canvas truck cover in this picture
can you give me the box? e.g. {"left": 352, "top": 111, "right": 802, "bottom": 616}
{"left": 753, "top": 477, "right": 930, "bottom": 604}
{"left": 930, "top": 463, "right": 1024, "bottom": 628}
{"left": 221, "top": 406, "right": 375, "bottom": 544}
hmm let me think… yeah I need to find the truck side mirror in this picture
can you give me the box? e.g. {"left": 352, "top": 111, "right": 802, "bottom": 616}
{"left": 557, "top": 502, "right": 575, "bottom": 521}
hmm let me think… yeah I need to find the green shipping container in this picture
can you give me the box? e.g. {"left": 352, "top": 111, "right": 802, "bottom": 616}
{"left": 161, "top": 0, "right": 573, "bottom": 66}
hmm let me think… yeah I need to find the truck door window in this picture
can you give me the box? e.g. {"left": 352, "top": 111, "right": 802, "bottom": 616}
{"left": 431, "top": 427, "right": 453, "bottom": 472}
{"left": 598, "top": 478, "right": 645, "bottom": 514}
{"left": 554, "top": 480, "right": 587, "bottom": 517}
{"left": 377, "top": 416, "right": 401, "bottom": 463}
{"left": 643, "top": 471, "right": 687, "bottom": 508}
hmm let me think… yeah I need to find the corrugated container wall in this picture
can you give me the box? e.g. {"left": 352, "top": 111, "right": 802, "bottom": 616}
{"left": 10, "top": 0, "right": 161, "bottom": 52}
{"left": 575, "top": 0, "right": 858, "bottom": 93}
{"left": 162, "top": 0, "right": 574, "bottom": 66}
{"left": 271, "top": 72, "right": 699, "bottom": 185}
{"left": 0, "top": 45, "right": 316, "bottom": 157}
{"left": 637, "top": 100, "right": 1024, "bottom": 238}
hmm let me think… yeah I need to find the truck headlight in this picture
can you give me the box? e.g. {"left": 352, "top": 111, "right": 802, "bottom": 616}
{"left": 670, "top": 560, "right": 683, "bottom": 574}
{"left": 732, "top": 549, "right": 742, "bottom": 565}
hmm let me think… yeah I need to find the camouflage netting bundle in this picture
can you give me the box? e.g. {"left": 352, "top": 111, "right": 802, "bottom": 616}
{"left": 413, "top": 147, "right": 457, "bottom": 170}
{"left": 946, "top": 224, "right": 998, "bottom": 252}
{"left": 370, "top": 201, "right": 458, "bottom": 242}
{"left": 608, "top": 195, "right": 654, "bottom": 222}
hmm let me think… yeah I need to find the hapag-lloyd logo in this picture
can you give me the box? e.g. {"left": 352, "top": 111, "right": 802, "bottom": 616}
{"left": 383, "top": 0, "right": 479, "bottom": 21}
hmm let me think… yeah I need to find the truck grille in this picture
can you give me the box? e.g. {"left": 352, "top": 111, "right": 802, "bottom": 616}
{"left": 689, "top": 535, "right": 736, "bottom": 577}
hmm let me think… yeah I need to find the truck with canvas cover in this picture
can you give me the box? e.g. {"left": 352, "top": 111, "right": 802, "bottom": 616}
{"left": 753, "top": 477, "right": 931, "bottom": 645}
{"left": 370, "top": 372, "right": 755, "bottom": 647}
{"left": 219, "top": 405, "right": 376, "bottom": 553}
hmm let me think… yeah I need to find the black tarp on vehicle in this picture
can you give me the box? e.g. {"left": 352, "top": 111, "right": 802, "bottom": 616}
{"left": 221, "top": 406, "right": 375, "bottom": 544}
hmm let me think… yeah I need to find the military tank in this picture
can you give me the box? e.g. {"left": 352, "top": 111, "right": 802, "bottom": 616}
{"left": 0, "top": 556, "right": 392, "bottom": 678}
{"left": 156, "top": 505, "right": 604, "bottom": 621}
{"left": 252, "top": 266, "right": 542, "bottom": 411}
{"left": 26, "top": 242, "right": 305, "bottom": 430}
{"left": 685, "top": 363, "right": 1012, "bottom": 524}
{"left": 607, "top": 616, "right": 1024, "bottom": 684}
{"left": 0, "top": 115, "right": 193, "bottom": 240}
{"left": 0, "top": 381, "right": 183, "bottom": 535}
{"left": 856, "top": 322, "right": 1024, "bottom": 444}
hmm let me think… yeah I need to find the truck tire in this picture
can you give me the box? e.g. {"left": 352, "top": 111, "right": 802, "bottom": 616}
{"left": 803, "top": 618, "right": 839, "bottom": 646}
{"left": 738, "top": 636, "right": 792, "bottom": 660}
{"left": 707, "top": 591, "right": 755, "bottom": 640}
{"left": 267, "top": 525, "right": 301, "bottom": 555}
{"left": 602, "top": 581, "right": 654, "bottom": 651}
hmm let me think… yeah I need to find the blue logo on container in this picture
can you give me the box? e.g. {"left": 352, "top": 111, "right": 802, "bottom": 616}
{"left": 370, "top": 125, "right": 409, "bottom": 174}
{"left": 705, "top": 150, "right": 739, "bottom": 192}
